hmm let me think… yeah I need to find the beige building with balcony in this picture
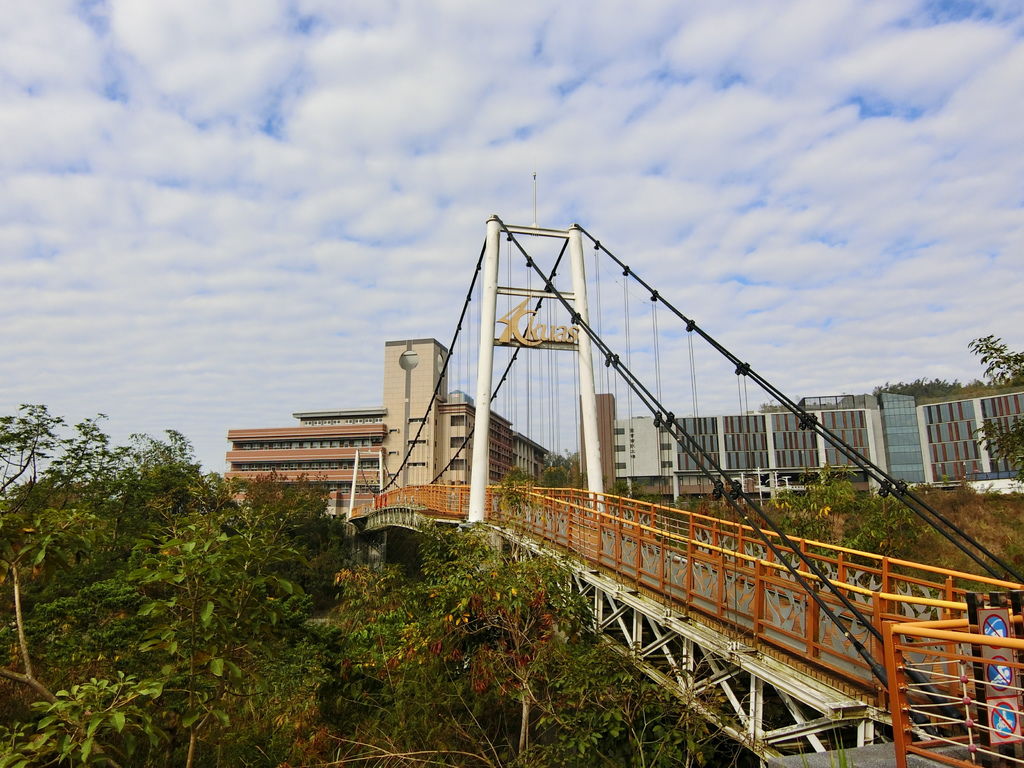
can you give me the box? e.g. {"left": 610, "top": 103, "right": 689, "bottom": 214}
{"left": 226, "top": 338, "right": 548, "bottom": 514}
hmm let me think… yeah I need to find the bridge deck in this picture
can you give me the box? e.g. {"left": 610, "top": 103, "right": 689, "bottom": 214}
{"left": 359, "top": 485, "right": 1023, "bottom": 696}
{"left": 356, "top": 485, "right": 1024, "bottom": 762}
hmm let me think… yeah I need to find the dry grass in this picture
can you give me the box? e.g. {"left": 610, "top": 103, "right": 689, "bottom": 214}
{"left": 908, "top": 487, "right": 1024, "bottom": 578}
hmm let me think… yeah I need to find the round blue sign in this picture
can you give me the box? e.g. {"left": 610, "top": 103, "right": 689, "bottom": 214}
{"left": 993, "top": 702, "right": 1018, "bottom": 737}
{"left": 984, "top": 614, "right": 1010, "bottom": 638}
{"left": 987, "top": 656, "right": 1014, "bottom": 691}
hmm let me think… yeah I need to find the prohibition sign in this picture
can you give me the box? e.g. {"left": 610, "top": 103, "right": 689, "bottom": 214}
{"left": 993, "top": 702, "right": 1018, "bottom": 739}
{"left": 987, "top": 655, "right": 1014, "bottom": 692}
{"left": 984, "top": 614, "right": 1010, "bottom": 638}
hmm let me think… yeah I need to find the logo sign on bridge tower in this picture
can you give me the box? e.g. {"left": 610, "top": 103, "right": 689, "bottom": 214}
{"left": 495, "top": 298, "right": 580, "bottom": 350}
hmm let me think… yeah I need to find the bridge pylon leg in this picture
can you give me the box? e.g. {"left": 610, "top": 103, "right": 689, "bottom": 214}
{"left": 468, "top": 216, "right": 502, "bottom": 523}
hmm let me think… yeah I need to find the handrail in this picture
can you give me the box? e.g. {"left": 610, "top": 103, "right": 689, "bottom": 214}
{"left": 365, "top": 484, "right": 1024, "bottom": 696}
{"left": 886, "top": 616, "right": 1024, "bottom": 768}
{"left": 513, "top": 490, "right": 1002, "bottom": 613}
{"left": 537, "top": 488, "right": 1024, "bottom": 591}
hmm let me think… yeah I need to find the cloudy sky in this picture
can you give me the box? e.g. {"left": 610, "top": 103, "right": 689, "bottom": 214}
{"left": 2, "top": 0, "right": 1022, "bottom": 470}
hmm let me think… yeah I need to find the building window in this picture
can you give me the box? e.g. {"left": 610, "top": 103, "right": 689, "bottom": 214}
{"left": 614, "top": 427, "right": 625, "bottom": 435}
{"left": 451, "top": 415, "right": 466, "bottom": 426}
{"left": 615, "top": 462, "right": 627, "bottom": 469}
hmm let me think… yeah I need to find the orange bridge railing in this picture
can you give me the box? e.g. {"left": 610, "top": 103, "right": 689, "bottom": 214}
{"left": 357, "top": 483, "right": 1024, "bottom": 761}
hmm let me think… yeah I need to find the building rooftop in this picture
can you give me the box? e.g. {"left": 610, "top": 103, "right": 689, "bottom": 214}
{"left": 291, "top": 407, "right": 387, "bottom": 419}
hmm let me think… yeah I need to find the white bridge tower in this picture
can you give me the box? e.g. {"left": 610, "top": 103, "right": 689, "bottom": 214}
{"left": 468, "top": 216, "right": 604, "bottom": 523}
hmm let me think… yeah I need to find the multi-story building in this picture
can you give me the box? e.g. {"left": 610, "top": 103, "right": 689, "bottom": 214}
{"left": 226, "top": 338, "right": 548, "bottom": 515}
{"left": 611, "top": 416, "right": 676, "bottom": 496}
{"left": 513, "top": 431, "right": 548, "bottom": 480}
{"left": 582, "top": 393, "right": 616, "bottom": 487}
{"left": 919, "top": 390, "right": 1024, "bottom": 484}
{"left": 601, "top": 388, "right": 1023, "bottom": 501}
{"left": 225, "top": 407, "right": 387, "bottom": 514}
{"left": 434, "top": 391, "right": 516, "bottom": 486}
{"left": 667, "top": 395, "right": 887, "bottom": 496}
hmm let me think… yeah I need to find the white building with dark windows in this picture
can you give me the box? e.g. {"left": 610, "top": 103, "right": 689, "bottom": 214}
{"left": 606, "top": 389, "right": 1024, "bottom": 500}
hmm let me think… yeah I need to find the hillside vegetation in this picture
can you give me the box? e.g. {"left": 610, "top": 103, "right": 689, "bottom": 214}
{"left": 0, "top": 405, "right": 738, "bottom": 768}
{"left": 692, "top": 469, "right": 1024, "bottom": 578}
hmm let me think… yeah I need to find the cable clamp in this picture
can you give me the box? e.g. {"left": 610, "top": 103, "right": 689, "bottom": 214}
{"left": 729, "top": 481, "right": 743, "bottom": 500}
{"left": 685, "top": 319, "right": 696, "bottom": 332}
{"left": 735, "top": 362, "right": 751, "bottom": 376}
{"left": 570, "top": 312, "right": 581, "bottom": 325}
{"left": 506, "top": 233, "right": 514, "bottom": 241}
{"left": 798, "top": 413, "right": 818, "bottom": 430}
{"left": 593, "top": 240, "right": 601, "bottom": 251}
{"left": 711, "top": 481, "right": 724, "bottom": 500}
{"left": 665, "top": 411, "right": 675, "bottom": 426}
{"left": 895, "top": 480, "right": 908, "bottom": 495}
{"left": 653, "top": 414, "right": 662, "bottom": 428}
{"left": 650, "top": 291, "right": 659, "bottom": 302}
{"left": 622, "top": 266, "right": 630, "bottom": 277}
{"left": 879, "top": 481, "right": 892, "bottom": 498}
{"left": 525, "top": 257, "right": 534, "bottom": 268}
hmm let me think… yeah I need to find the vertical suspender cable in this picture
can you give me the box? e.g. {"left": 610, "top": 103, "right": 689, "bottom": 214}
{"left": 651, "top": 298, "right": 663, "bottom": 405}
{"left": 593, "top": 241, "right": 608, "bottom": 395}
{"left": 526, "top": 262, "right": 532, "bottom": 441}
{"left": 689, "top": 331, "right": 703, "bottom": 493}
{"left": 623, "top": 274, "right": 634, "bottom": 481}
{"left": 572, "top": 339, "right": 580, "bottom": 476}
{"left": 554, "top": 303, "right": 561, "bottom": 458}
{"left": 508, "top": 236, "right": 516, "bottom": 432}
{"left": 579, "top": 225, "right": 1023, "bottom": 583}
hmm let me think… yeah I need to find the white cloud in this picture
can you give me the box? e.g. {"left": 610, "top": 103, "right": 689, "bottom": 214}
{"left": 1, "top": 0, "right": 1022, "bottom": 470}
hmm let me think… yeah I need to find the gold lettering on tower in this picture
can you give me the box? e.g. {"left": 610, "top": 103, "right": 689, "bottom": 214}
{"left": 495, "top": 298, "right": 580, "bottom": 350}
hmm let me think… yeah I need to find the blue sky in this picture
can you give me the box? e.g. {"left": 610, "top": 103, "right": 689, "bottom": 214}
{"left": 2, "top": 0, "right": 1022, "bottom": 470}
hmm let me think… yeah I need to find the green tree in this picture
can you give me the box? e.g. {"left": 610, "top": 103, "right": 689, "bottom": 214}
{"left": 872, "top": 377, "right": 967, "bottom": 399}
{"left": 130, "top": 493, "right": 306, "bottom": 767}
{"left": 1, "top": 405, "right": 101, "bottom": 706}
{"left": 769, "top": 466, "right": 919, "bottom": 557}
{"left": 538, "top": 451, "right": 583, "bottom": 488}
{"left": 970, "top": 335, "right": 1024, "bottom": 480}
{"left": 325, "top": 525, "right": 731, "bottom": 766}
{"left": 0, "top": 406, "right": 165, "bottom": 766}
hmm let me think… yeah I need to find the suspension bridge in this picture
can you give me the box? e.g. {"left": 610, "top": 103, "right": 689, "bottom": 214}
{"left": 352, "top": 216, "right": 1024, "bottom": 767}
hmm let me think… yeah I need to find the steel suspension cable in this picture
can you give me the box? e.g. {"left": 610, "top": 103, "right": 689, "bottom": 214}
{"left": 623, "top": 273, "right": 635, "bottom": 480}
{"left": 381, "top": 242, "right": 487, "bottom": 491}
{"left": 579, "top": 227, "right": 1024, "bottom": 584}
{"left": 429, "top": 241, "right": 569, "bottom": 484}
{"left": 497, "top": 220, "right": 889, "bottom": 684}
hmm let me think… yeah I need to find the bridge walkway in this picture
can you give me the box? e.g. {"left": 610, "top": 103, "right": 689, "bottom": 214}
{"left": 353, "top": 485, "right": 1024, "bottom": 764}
